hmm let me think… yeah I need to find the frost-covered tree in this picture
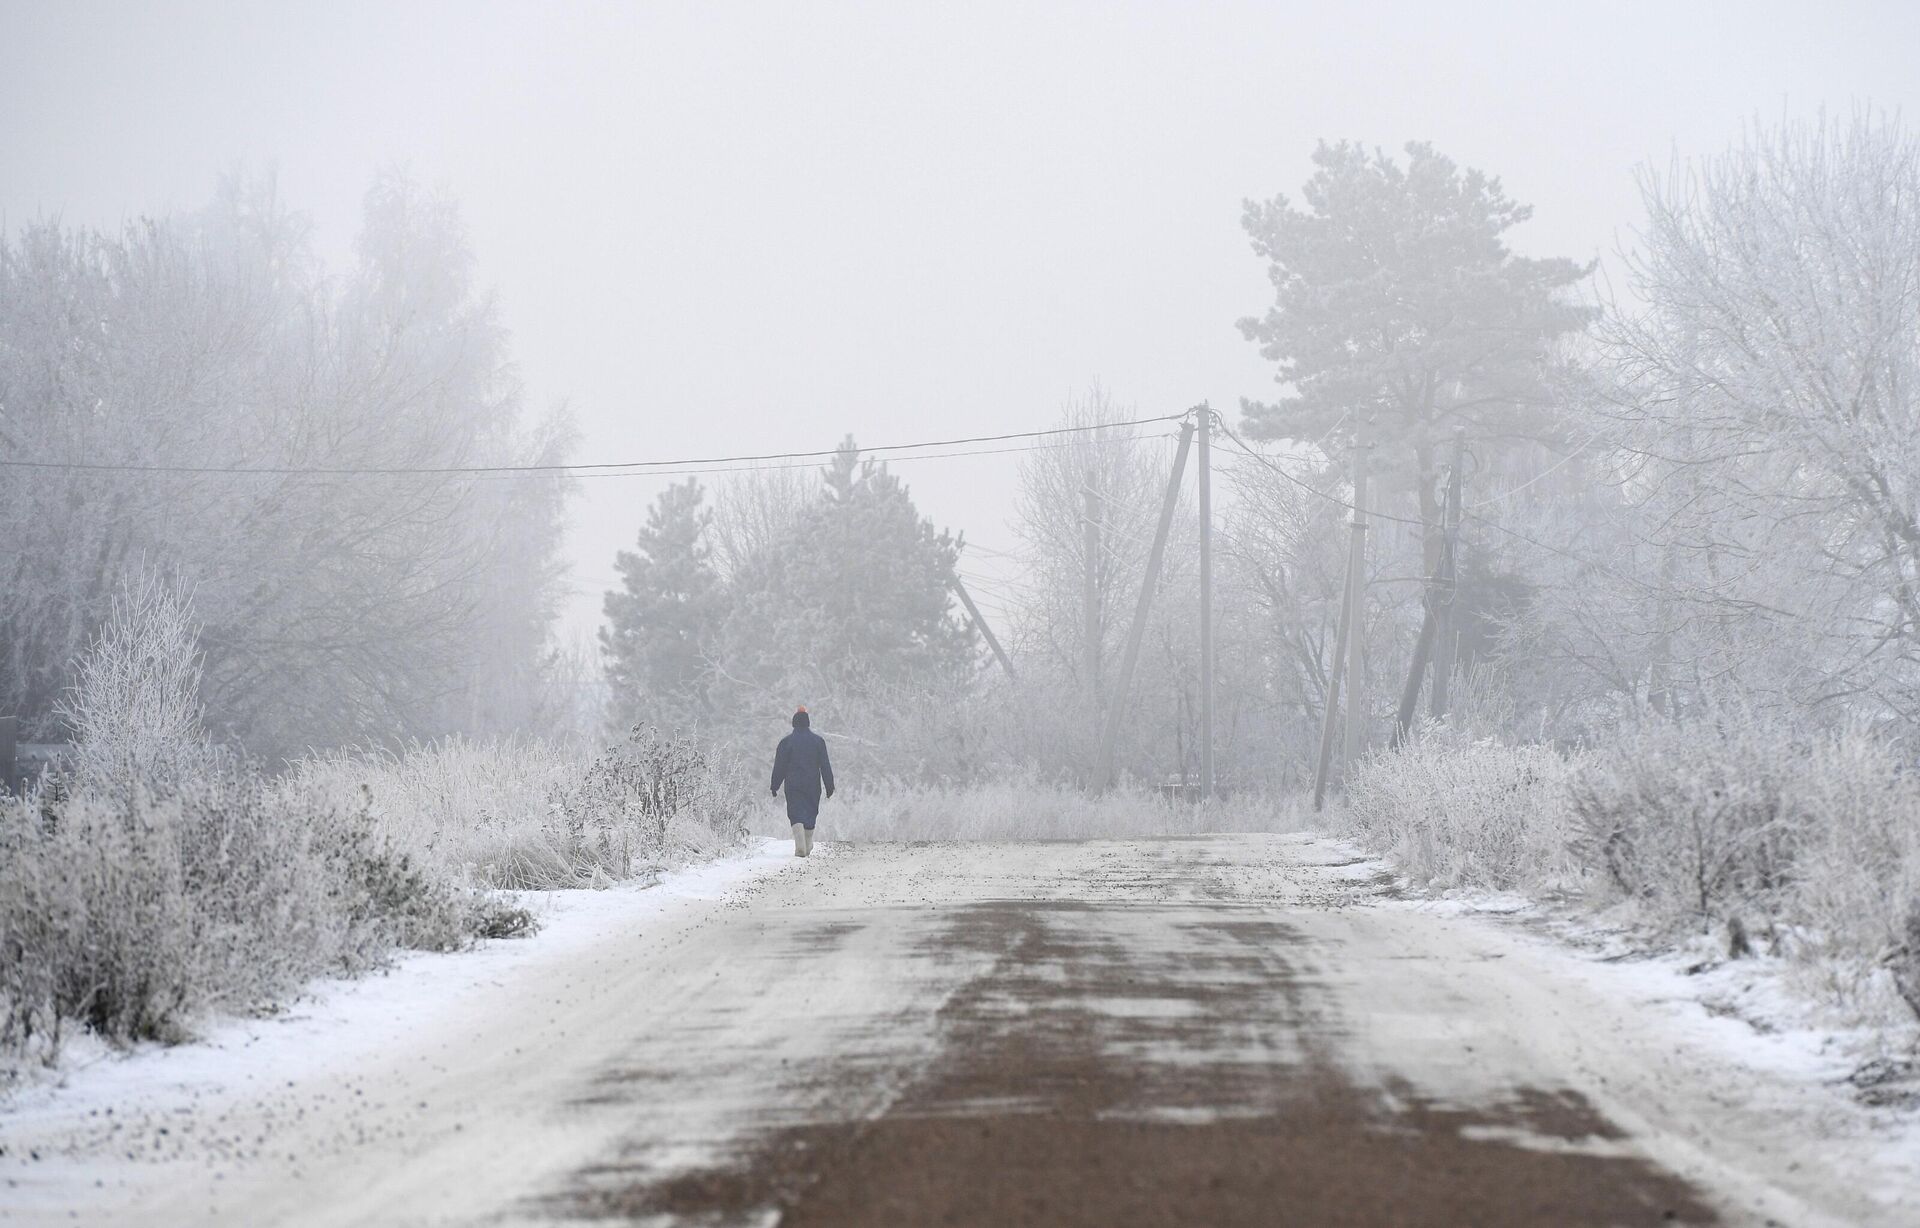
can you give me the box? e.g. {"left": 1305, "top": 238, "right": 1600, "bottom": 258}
{"left": 709, "top": 467, "right": 813, "bottom": 581}
{"left": 601, "top": 479, "right": 725, "bottom": 726}
{"left": 1218, "top": 450, "right": 1347, "bottom": 757}
{"left": 1002, "top": 388, "right": 1198, "bottom": 780}
{"left": 1010, "top": 386, "right": 1165, "bottom": 700}
{"left": 1592, "top": 112, "right": 1920, "bottom": 718}
{"left": 1238, "top": 141, "right": 1594, "bottom": 567}
{"left": 0, "top": 170, "right": 571, "bottom": 755}
{"left": 993, "top": 390, "right": 1305, "bottom": 787}
{"left": 712, "top": 439, "right": 973, "bottom": 712}
{"left": 58, "top": 570, "right": 209, "bottom": 787}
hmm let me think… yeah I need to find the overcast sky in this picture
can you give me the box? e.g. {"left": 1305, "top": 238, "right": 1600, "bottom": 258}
{"left": 5, "top": 1, "right": 1917, "bottom": 644}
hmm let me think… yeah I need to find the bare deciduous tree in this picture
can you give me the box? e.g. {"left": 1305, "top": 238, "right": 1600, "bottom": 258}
{"left": 1596, "top": 111, "right": 1920, "bottom": 717}
{"left": 0, "top": 171, "right": 572, "bottom": 755}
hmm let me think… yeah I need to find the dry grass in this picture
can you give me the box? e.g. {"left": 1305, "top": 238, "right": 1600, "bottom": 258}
{"left": 2, "top": 725, "right": 748, "bottom": 1065}
{"left": 0, "top": 762, "right": 480, "bottom": 1059}
{"left": 1342, "top": 735, "right": 1585, "bottom": 891}
{"left": 0, "top": 579, "right": 744, "bottom": 1065}
{"left": 1338, "top": 718, "right": 1920, "bottom": 1026}
{"left": 289, "top": 727, "right": 752, "bottom": 890}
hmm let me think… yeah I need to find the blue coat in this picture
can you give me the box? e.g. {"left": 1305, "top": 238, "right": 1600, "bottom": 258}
{"left": 771, "top": 728, "right": 834, "bottom": 827}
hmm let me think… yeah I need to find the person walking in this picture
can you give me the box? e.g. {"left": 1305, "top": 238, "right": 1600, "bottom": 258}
{"left": 771, "top": 706, "right": 833, "bottom": 857}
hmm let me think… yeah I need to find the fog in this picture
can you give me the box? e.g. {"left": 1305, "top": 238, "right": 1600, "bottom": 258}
{"left": 8, "top": 1, "right": 1915, "bottom": 647}
{"left": 11, "top": 6, "right": 1920, "bottom": 1219}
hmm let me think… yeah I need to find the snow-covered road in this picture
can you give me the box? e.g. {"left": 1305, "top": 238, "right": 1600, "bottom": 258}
{"left": 2, "top": 834, "right": 1913, "bottom": 1225}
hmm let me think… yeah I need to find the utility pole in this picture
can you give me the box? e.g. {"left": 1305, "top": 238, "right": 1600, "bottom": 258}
{"left": 0, "top": 714, "right": 16, "bottom": 797}
{"left": 1397, "top": 429, "right": 1465, "bottom": 741}
{"left": 1197, "top": 403, "right": 1215, "bottom": 799}
{"left": 1094, "top": 415, "right": 1196, "bottom": 791}
{"left": 1342, "top": 435, "right": 1371, "bottom": 775}
{"left": 1311, "top": 552, "right": 1354, "bottom": 811}
{"left": 1427, "top": 429, "right": 1467, "bottom": 722}
{"left": 1083, "top": 483, "right": 1102, "bottom": 707}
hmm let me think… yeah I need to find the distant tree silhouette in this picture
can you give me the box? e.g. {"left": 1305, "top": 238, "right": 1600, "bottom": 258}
{"left": 713, "top": 438, "right": 974, "bottom": 711}
{"left": 601, "top": 479, "right": 725, "bottom": 727}
{"left": 1238, "top": 141, "right": 1593, "bottom": 567}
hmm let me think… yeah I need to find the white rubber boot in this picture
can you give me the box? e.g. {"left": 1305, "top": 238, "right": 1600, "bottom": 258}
{"left": 802, "top": 826, "right": 814, "bottom": 856}
{"left": 791, "top": 823, "right": 806, "bottom": 857}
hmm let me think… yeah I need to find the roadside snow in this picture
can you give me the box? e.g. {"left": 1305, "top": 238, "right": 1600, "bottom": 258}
{"left": 1372, "top": 885, "right": 1920, "bottom": 1223}
{"left": 5, "top": 833, "right": 1915, "bottom": 1226}
{"left": 0, "top": 839, "right": 793, "bottom": 1219}
{"left": 1395, "top": 885, "right": 1920, "bottom": 1079}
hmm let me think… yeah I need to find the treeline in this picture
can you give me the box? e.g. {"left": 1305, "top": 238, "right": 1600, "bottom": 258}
{"left": 1211, "top": 113, "right": 1920, "bottom": 1025}
{"left": 600, "top": 111, "right": 1920, "bottom": 806}
{"left": 600, "top": 442, "right": 978, "bottom": 773}
{"left": 602, "top": 389, "right": 1295, "bottom": 789}
{"left": 0, "top": 172, "right": 571, "bottom": 758}
{"left": 1216, "top": 113, "right": 1920, "bottom": 761}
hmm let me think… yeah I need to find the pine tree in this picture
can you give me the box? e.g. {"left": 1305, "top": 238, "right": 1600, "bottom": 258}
{"left": 1238, "top": 141, "right": 1594, "bottom": 567}
{"left": 600, "top": 479, "right": 725, "bottom": 727}
{"left": 713, "top": 438, "right": 974, "bottom": 708}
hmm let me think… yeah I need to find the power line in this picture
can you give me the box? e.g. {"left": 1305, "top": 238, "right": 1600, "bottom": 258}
{"left": 1212, "top": 417, "right": 1427, "bottom": 528}
{"left": 956, "top": 577, "right": 1026, "bottom": 608}
{"left": 495, "top": 430, "right": 1172, "bottom": 484}
{"left": 1217, "top": 416, "right": 1816, "bottom": 619}
{"left": 1461, "top": 509, "right": 1844, "bottom": 626}
{"left": 0, "top": 412, "right": 1187, "bottom": 479}
{"left": 1463, "top": 429, "right": 1604, "bottom": 510}
{"left": 1190, "top": 410, "right": 1840, "bottom": 636}
{"left": 960, "top": 542, "right": 1023, "bottom": 561}
{"left": 1219, "top": 415, "right": 1815, "bottom": 623}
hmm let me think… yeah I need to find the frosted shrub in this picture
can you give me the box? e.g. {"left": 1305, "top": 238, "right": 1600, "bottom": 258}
{"left": 1895, "top": 902, "right": 1920, "bottom": 1022}
{"left": 1342, "top": 737, "right": 1581, "bottom": 889}
{"left": 1, "top": 588, "right": 529, "bottom": 1060}
{"left": 547, "top": 725, "right": 747, "bottom": 875}
{"left": 1330, "top": 715, "right": 1920, "bottom": 1022}
{"left": 292, "top": 730, "right": 747, "bottom": 890}
{"left": 1751, "top": 728, "right": 1920, "bottom": 1010}
{"left": 292, "top": 738, "right": 584, "bottom": 888}
{"left": 1562, "top": 717, "right": 1920, "bottom": 1017}
{"left": 1569, "top": 719, "right": 1804, "bottom": 935}
{"left": 0, "top": 762, "right": 472, "bottom": 1058}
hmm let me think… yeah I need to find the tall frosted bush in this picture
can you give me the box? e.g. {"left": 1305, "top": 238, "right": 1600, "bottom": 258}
{"left": 1340, "top": 715, "right": 1920, "bottom": 1023}
{"left": 1343, "top": 736, "right": 1581, "bottom": 889}
{"left": 292, "top": 728, "right": 752, "bottom": 891}
{"left": 2, "top": 575, "right": 522, "bottom": 1062}
{"left": 0, "top": 766, "right": 471, "bottom": 1058}
{"left": 1567, "top": 719, "right": 1800, "bottom": 932}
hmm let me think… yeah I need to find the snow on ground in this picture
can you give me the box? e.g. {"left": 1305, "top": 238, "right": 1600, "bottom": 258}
{"left": 1396, "top": 881, "right": 1920, "bottom": 1088}
{"left": 3, "top": 832, "right": 1916, "bottom": 1225}
{"left": 5, "top": 838, "right": 793, "bottom": 1111}
{"left": 0, "top": 838, "right": 794, "bottom": 1219}
{"left": 1373, "top": 880, "right": 1920, "bottom": 1222}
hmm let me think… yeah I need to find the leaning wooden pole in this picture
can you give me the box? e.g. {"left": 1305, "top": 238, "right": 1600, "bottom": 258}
{"left": 950, "top": 576, "right": 1017, "bottom": 681}
{"left": 1392, "top": 564, "right": 1444, "bottom": 746}
{"left": 1092, "top": 415, "right": 1196, "bottom": 791}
